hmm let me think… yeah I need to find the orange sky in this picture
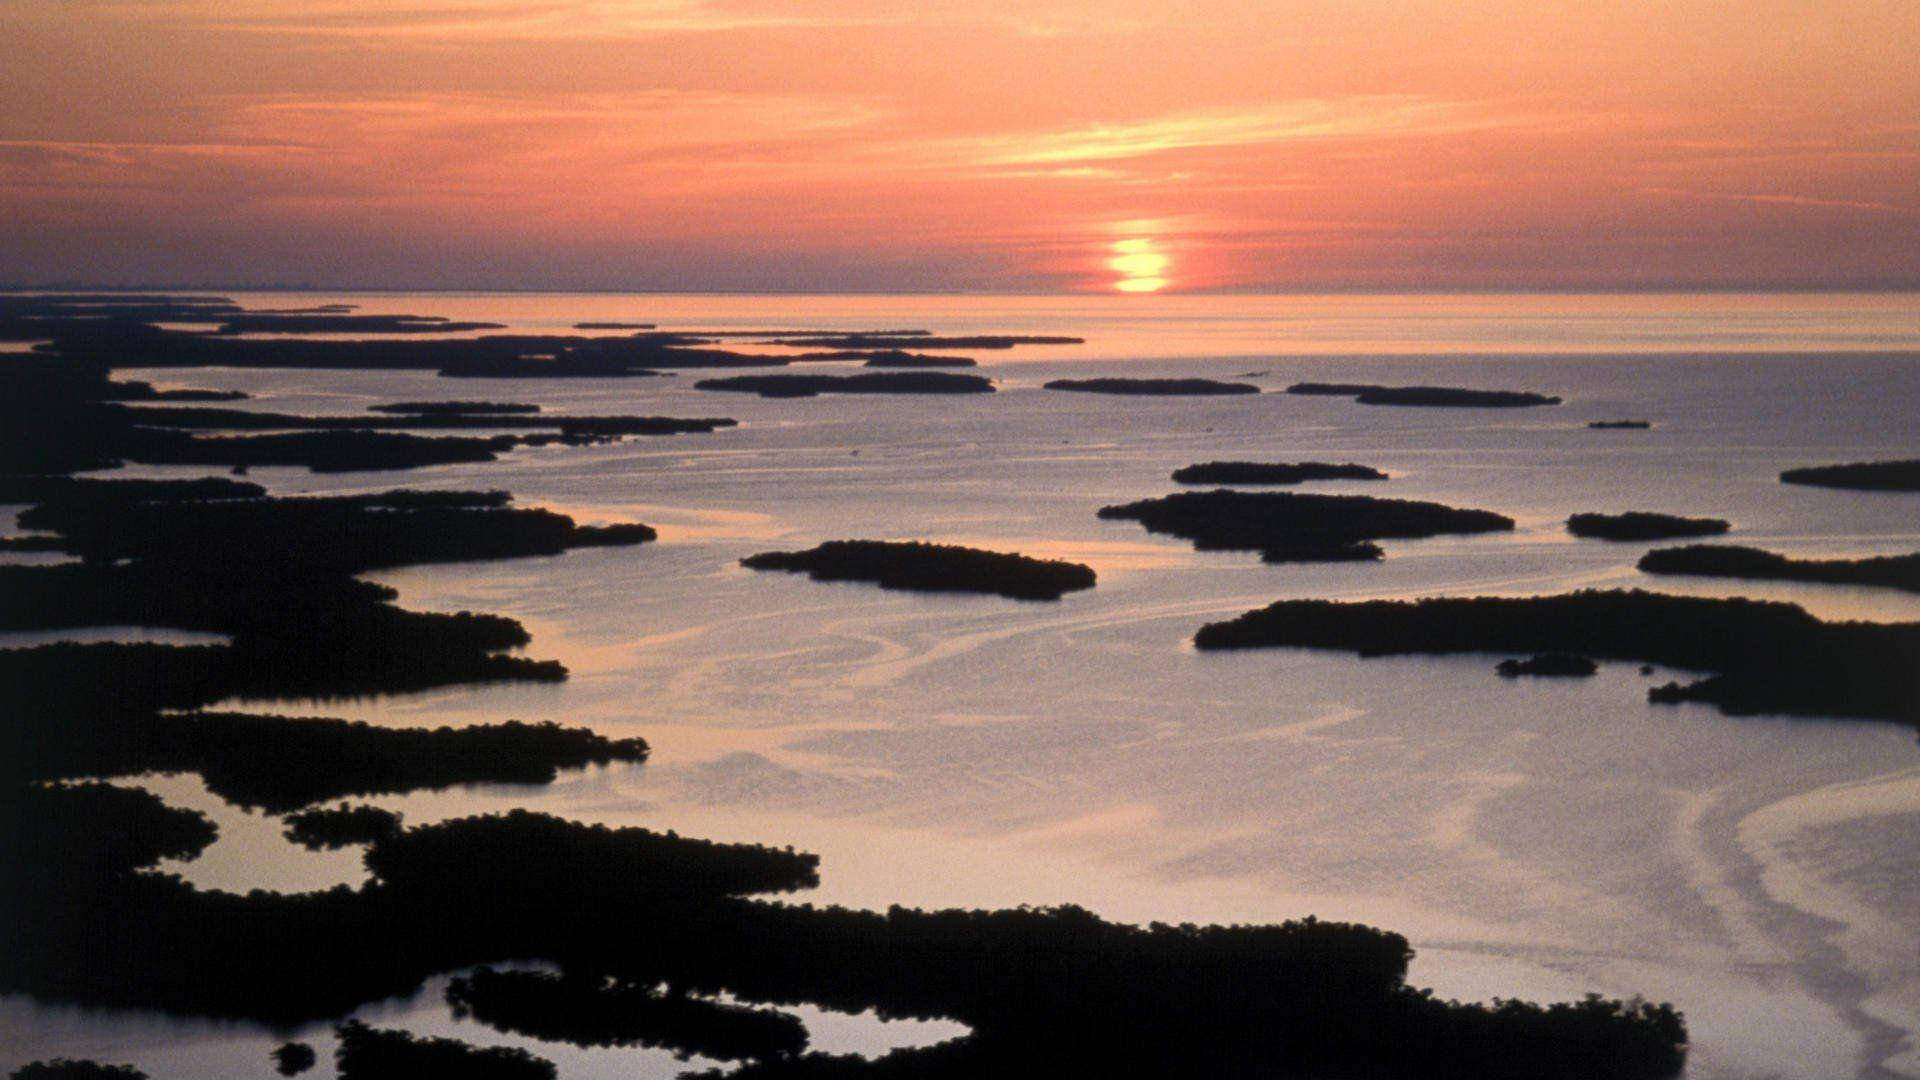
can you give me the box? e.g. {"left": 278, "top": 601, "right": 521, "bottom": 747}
{"left": 3, "top": 0, "right": 1917, "bottom": 291}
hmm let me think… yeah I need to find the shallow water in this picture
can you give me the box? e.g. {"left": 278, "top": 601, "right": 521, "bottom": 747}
{"left": 6, "top": 292, "right": 1920, "bottom": 1079}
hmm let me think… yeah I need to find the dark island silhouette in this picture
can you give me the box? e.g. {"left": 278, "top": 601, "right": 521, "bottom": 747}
{"left": 335, "top": 1020, "right": 555, "bottom": 1079}
{"left": 128, "top": 402, "right": 735, "bottom": 437}
{"left": 1042, "top": 377, "right": 1260, "bottom": 395}
{"left": 0, "top": 295, "right": 1690, "bottom": 1079}
{"left": 1098, "top": 490, "right": 1513, "bottom": 562}
{"left": 1638, "top": 544, "right": 1920, "bottom": 594}
{"left": 574, "top": 322, "right": 657, "bottom": 330}
{"left": 1589, "top": 420, "right": 1652, "bottom": 430}
{"left": 695, "top": 372, "right": 995, "bottom": 398}
{"left": 285, "top": 804, "right": 405, "bottom": 849}
{"left": 1288, "top": 383, "right": 1562, "bottom": 407}
{"left": 94, "top": 377, "right": 247, "bottom": 402}
{"left": 0, "top": 480, "right": 661, "bottom": 762}
{"left": 784, "top": 349, "right": 979, "bottom": 368}
{"left": 367, "top": 401, "right": 542, "bottom": 415}
{"left": 1496, "top": 653, "right": 1599, "bottom": 678}
{"left": 8, "top": 1062, "right": 150, "bottom": 1079}
{"left": 17, "top": 295, "right": 1088, "bottom": 385}
{"left": 861, "top": 352, "right": 977, "bottom": 368}
{"left": 447, "top": 966, "right": 810, "bottom": 1062}
{"left": 7, "top": 687, "right": 654, "bottom": 812}
{"left": 0, "top": 356, "right": 732, "bottom": 474}
{"left": 1193, "top": 589, "right": 1919, "bottom": 725}
{"left": 214, "top": 314, "right": 506, "bottom": 335}
{"left": 271, "top": 1042, "right": 317, "bottom": 1076}
{"left": 46, "top": 323, "right": 774, "bottom": 376}
{"left": 1171, "top": 461, "right": 1388, "bottom": 485}
{"left": 742, "top": 540, "right": 1095, "bottom": 600}
{"left": 2, "top": 795, "right": 1688, "bottom": 1080}
{"left": 1566, "top": 512, "right": 1731, "bottom": 541}
{"left": 1779, "top": 459, "right": 1920, "bottom": 492}
{"left": 762, "top": 334, "right": 1082, "bottom": 350}
{"left": 0, "top": 293, "right": 242, "bottom": 341}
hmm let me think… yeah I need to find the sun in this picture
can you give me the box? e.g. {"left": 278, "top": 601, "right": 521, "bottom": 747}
{"left": 1108, "top": 238, "right": 1169, "bottom": 292}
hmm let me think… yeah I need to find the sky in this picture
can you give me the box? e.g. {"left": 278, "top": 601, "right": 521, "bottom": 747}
{"left": 3, "top": 0, "right": 1917, "bottom": 292}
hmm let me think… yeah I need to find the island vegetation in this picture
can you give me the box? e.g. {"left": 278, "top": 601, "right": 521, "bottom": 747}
{"left": 367, "top": 401, "right": 542, "bottom": 415}
{"left": 1287, "top": 383, "right": 1562, "bottom": 407}
{"left": 447, "top": 966, "right": 810, "bottom": 1061}
{"left": 1098, "top": 490, "right": 1513, "bottom": 562}
{"left": 0, "top": 476, "right": 661, "bottom": 800}
{"left": 1194, "top": 589, "right": 1919, "bottom": 724}
{"left": 861, "top": 352, "right": 976, "bottom": 368}
{"left": 0, "top": 296, "right": 1691, "bottom": 1079}
{"left": 2, "top": 791, "right": 1689, "bottom": 1079}
{"left": 1042, "top": 378, "right": 1259, "bottom": 395}
{"left": 0, "top": 355, "right": 731, "bottom": 474}
{"left": 762, "top": 334, "right": 1081, "bottom": 350}
{"left": 1566, "top": 512, "right": 1731, "bottom": 541}
{"left": 742, "top": 540, "right": 1095, "bottom": 600}
{"left": 1171, "top": 461, "right": 1388, "bottom": 485}
{"left": 213, "top": 314, "right": 506, "bottom": 334}
{"left": 283, "top": 805, "right": 405, "bottom": 849}
{"left": 694, "top": 372, "right": 995, "bottom": 397}
{"left": 8, "top": 1063, "right": 149, "bottom": 1080}
{"left": 334, "top": 1021, "right": 555, "bottom": 1079}
{"left": 1779, "top": 459, "right": 1920, "bottom": 492}
{"left": 1496, "top": 653, "right": 1599, "bottom": 678}
{"left": 1588, "top": 420, "right": 1652, "bottom": 429}
{"left": 786, "top": 349, "right": 978, "bottom": 367}
{"left": 270, "top": 1042, "right": 317, "bottom": 1076}
{"left": 1638, "top": 544, "right": 1920, "bottom": 594}
{"left": 127, "top": 402, "right": 735, "bottom": 437}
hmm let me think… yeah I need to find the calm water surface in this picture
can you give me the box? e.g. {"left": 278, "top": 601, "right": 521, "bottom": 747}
{"left": 7, "top": 293, "right": 1920, "bottom": 1079}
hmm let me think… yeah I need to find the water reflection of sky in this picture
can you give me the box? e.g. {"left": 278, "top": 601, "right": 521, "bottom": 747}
{"left": 12, "top": 295, "right": 1920, "bottom": 1079}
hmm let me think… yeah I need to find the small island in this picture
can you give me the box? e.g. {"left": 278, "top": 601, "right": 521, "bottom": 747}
{"left": 1043, "top": 378, "right": 1260, "bottom": 396}
{"left": 1496, "top": 653, "right": 1599, "bottom": 678}
{"left": 368, "top": 401, "right": 542, "bottom": 415}
{"left": 1192, "top": 589, "right": 1920, "bottom": 724}
{"left": 1779, "top": 459, "right": 1920, "bottom": 492}
{"left": 1287, "top": 383, "right": 1562, "bottom": 407}
{"left": 1171, "top": 461, "right": 1388, "bottom": 485}
{"left": 214, "top": 314, "right": 506, "bottom": 335}
{"left": 271, "top": 1042, "right": 317, "bottom": 1076}
{"left": 694, "top": 372, "right": 995, "bottom": 397}
{"left": 862, "top": 352, "right": 976, "bottom": 368}
{"left": 788, "top": 349, "right": 977, "bottom": 367}
{"left": 447, "top": 966, "right": 810, "bottom": 1062}
{"left": 1638, "top": 544, "right": 1920, "bottom": 594}
{"left": 1566, "top": 512, "right": 1731, "bottom": 541}
{"left": 283, "top": 804, "right": 404, "bottom": 849}
{"left": 1, "top": 357, "right": 733, "bottom": 475}
{"left": 762, "top": 333, "right": 1082, "bottom": 350}
{"left": 1098, "top": 490, "right": 1513, "bottom": 562}
{"left": 10, "top": 1060, "right": 152, "bottom": 1079}
{"left": 1589, "top": 420, "right": 1652, "bottom": 430}
{"left": 335, "top": 1020, "right": 554, "bottom": 1079}
{"left": 742, "top": 539, "right": 1095, "bottom": 600}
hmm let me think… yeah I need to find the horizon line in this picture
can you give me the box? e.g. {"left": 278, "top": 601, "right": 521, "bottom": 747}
{"left": 6, "top": 283, "right": 1920, "bottom": 297}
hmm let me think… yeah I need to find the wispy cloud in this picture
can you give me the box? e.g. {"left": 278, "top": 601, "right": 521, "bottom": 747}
{"left": 1640, "top": 186, "right": 1916, "bottom": 215}
{"left": 101, "top": 0, "right": 902, "bottom": 39}
{"left": 935, "top": 98, "right": 1580, "bottom": 168}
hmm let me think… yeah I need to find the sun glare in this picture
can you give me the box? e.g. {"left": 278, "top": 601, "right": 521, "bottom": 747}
{"left": 1109, "top": 238, "right": 1169, "bottom": 292}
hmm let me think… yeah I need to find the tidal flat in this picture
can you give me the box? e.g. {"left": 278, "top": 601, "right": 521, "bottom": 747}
{"left": 4, "top": 291, "right": 1920, "bottom": 1079}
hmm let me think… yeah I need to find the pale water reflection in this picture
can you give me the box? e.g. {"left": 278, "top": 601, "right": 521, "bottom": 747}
{"left": 13, "top": 293, "right": 1920, "bottom": 1078}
